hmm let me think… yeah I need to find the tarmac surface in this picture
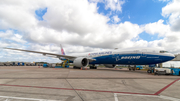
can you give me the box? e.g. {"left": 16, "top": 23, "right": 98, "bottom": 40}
{"left": 0, "top": 66, "right": 179, "bottom": 101}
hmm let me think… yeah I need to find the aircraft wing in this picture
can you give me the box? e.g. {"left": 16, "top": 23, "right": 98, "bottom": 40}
{"left": 4, "top": 47, "right": 96, "bottom": 61}
{"left": 4, "top": 47, "right": 76, "bottom": 59}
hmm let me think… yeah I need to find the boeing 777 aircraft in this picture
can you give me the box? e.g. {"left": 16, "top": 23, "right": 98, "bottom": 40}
{"left": 4, "top": 47, "right": 175, "bottom": 69}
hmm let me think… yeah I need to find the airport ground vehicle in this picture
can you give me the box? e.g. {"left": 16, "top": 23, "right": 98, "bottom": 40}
{"left": 170, "top": 68, "right": 180, "bottom": 76}
{"left": 147, "top": 67, "right": 180, "bottom": 76}
{"left": 0, "top": 62, "right": 4, "bottom": 66}
{"left": 154, "top": 68, "right": 171, "bottom": 75}
{"left": 4, "top": 62, "right": 13, "bottom": 66}
{"left": 43, "top": 64, "right": 49, "bottom": 68}
{"left": 13, "top": 62, "right": 18, "bottom": 66}
{"left": 136, "top": 65, "right": 143, "bottom": 70}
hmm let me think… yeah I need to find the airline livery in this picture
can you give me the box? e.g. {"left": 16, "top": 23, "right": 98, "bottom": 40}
{"left": 4, "top": 47, "right": 175, "bottom": 69}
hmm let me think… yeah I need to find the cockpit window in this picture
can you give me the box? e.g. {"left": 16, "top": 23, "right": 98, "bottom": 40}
{"left": 160, "top": 50, "right": 168, "bottom": 53}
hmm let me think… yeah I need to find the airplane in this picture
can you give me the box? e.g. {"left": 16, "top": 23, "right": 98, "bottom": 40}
{"left": 4, "top": 47, "right": 175, "bottom": 69}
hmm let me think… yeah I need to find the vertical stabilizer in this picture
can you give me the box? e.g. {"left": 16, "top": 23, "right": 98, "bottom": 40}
{"left": 60, "top": 44, "right": 65, "bottom": 55}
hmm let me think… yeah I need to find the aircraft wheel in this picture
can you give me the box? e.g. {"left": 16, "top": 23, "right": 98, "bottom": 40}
{"left": 147, "top": 70, "right": 151, "bottom": 73}
{"left": 90, "top": 66, "right": 96, "bottom": 69}
{"left": 73, "top": 66, "right": 81, "bottom": 69}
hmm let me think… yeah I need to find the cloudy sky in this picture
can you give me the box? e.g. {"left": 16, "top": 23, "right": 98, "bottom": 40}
{"left": 0, "top": 0, "right": 180, "bottom": 66}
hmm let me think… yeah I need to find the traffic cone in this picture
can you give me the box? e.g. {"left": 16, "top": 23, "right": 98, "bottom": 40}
{"left": 81, "top": 67, "right": 82, "bottom": 70}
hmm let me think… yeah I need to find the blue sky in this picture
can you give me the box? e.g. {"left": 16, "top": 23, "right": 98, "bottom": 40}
{"left": 96, "top": 0, "right": 169, "bottom": 41}
{"left": 35, "top": 7, "right": 47, "bottom": 21}
{"left": 97, "top": 0, "right": 168, "bottom": 24}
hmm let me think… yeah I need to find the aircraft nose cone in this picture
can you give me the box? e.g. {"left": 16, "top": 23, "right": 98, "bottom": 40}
{"left": 167, "top": 53, "right": 175, "bottom": 60}
{"left": 169, "top": 53, "right": 175, "bottom": 57}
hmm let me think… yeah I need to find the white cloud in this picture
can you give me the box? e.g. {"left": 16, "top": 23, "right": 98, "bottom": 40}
{"left": 0, "top": 0, "right": 143, "bottom": 62}
{"left": 89, "top": 0, "right": 125, "bottom": 12}
{"left": 41, "top": 0, "right": 109, "bottom": 35}
{"left": 0, "top": 0, "right": 141, "bottom": 49}
{"left": 144, "top": 19, "right": 170, "bottom": 37}
{"left": 104, "top": 0, "right": 125, "bottom": 12}
{"left": 162, "top": 0, "right": 180, "bottom": 31}
{"left": 112, "top": 15, "right": 121, "bottom": 23}
{"left": 0, "top": 1, "right": 39, "bottom": 30}
{"left": 0, "top": 30, "right": 26, "bottom": 44}
{"left": 0, "top": 30, "right": 13, "bottom": 37}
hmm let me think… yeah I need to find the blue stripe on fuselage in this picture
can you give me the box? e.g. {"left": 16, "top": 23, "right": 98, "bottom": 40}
{"left": 90, "top": 53, "right": 174, "bottom": 65}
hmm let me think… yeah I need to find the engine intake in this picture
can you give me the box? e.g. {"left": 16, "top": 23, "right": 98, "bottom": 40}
{"left": 73, "top": 57, "right": 89, "bottom": 67}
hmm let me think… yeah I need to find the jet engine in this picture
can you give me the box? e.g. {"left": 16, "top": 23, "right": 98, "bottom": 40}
{"left": 73, "top": 57, "right": 89, "bottom": 67}
{"left": 104, "top": 64, "right": 116, "bottom": 68}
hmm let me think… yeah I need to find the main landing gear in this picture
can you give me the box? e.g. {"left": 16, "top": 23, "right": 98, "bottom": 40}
{"left": 90, "top": 65, "right": 97, "bottom": 69}
{"left": 73, "top": 65, "right": 97, "bottom": 69}
{"left": 73, "top": 66, "right": 81, "bottom": 69}
{"left": 128, "top": 65, "right": 136, "bottom": 71}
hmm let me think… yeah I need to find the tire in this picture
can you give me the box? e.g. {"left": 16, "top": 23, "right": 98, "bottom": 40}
{"left": 147, "top": 70, "right": 151, "bottom": 73}
{"left": 90, "top": 66, "right": 96, "bottom": 69}
{"left": 73, "top": 66, "right": 80, "bottom": 69}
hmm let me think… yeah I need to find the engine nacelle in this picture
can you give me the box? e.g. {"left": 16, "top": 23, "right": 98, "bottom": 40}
{"left": 104, "top": 64, "right": 116, "bottom": 68}
{"left": 73, "top": 57, "right": 89, "bottom": 67}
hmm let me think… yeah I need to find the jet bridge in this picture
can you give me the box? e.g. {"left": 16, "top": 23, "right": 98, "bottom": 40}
{"left": 157, "top": 54, "right": 180, "bottom": 68}
{"left": 171, "top": 54, "right": 180, "bottom": 61}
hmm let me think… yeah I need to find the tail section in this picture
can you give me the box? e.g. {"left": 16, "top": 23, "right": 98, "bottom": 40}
{"left": 59, "top": 44, "right": 66, "bottom": 61}
{"left": 60, "top": 44, "right": 65, "bottom": 55}
{"left": 60, "top": 44, "right": 70, "bottom": 67}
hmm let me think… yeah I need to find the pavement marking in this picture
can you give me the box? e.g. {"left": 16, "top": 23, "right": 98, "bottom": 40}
{"left": 154, "top": 78, "right": 180, "bottom": 95}
{"left": 0, "top": 95, "right": 60, "bottom": 101}
{"left": 0, "top": 84, "right": 155, "bottom": 95}
{"left": 114, "top": 93, "right": 118, "bottom": 101}
{"left": 0, "top": 78, "right": 178, "bottom": 97}
{"left": 159, "top": 95, "right": 180, "bottom": 101}
{"left": 115, "top": 93, "right": 180, "bottom": 101}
